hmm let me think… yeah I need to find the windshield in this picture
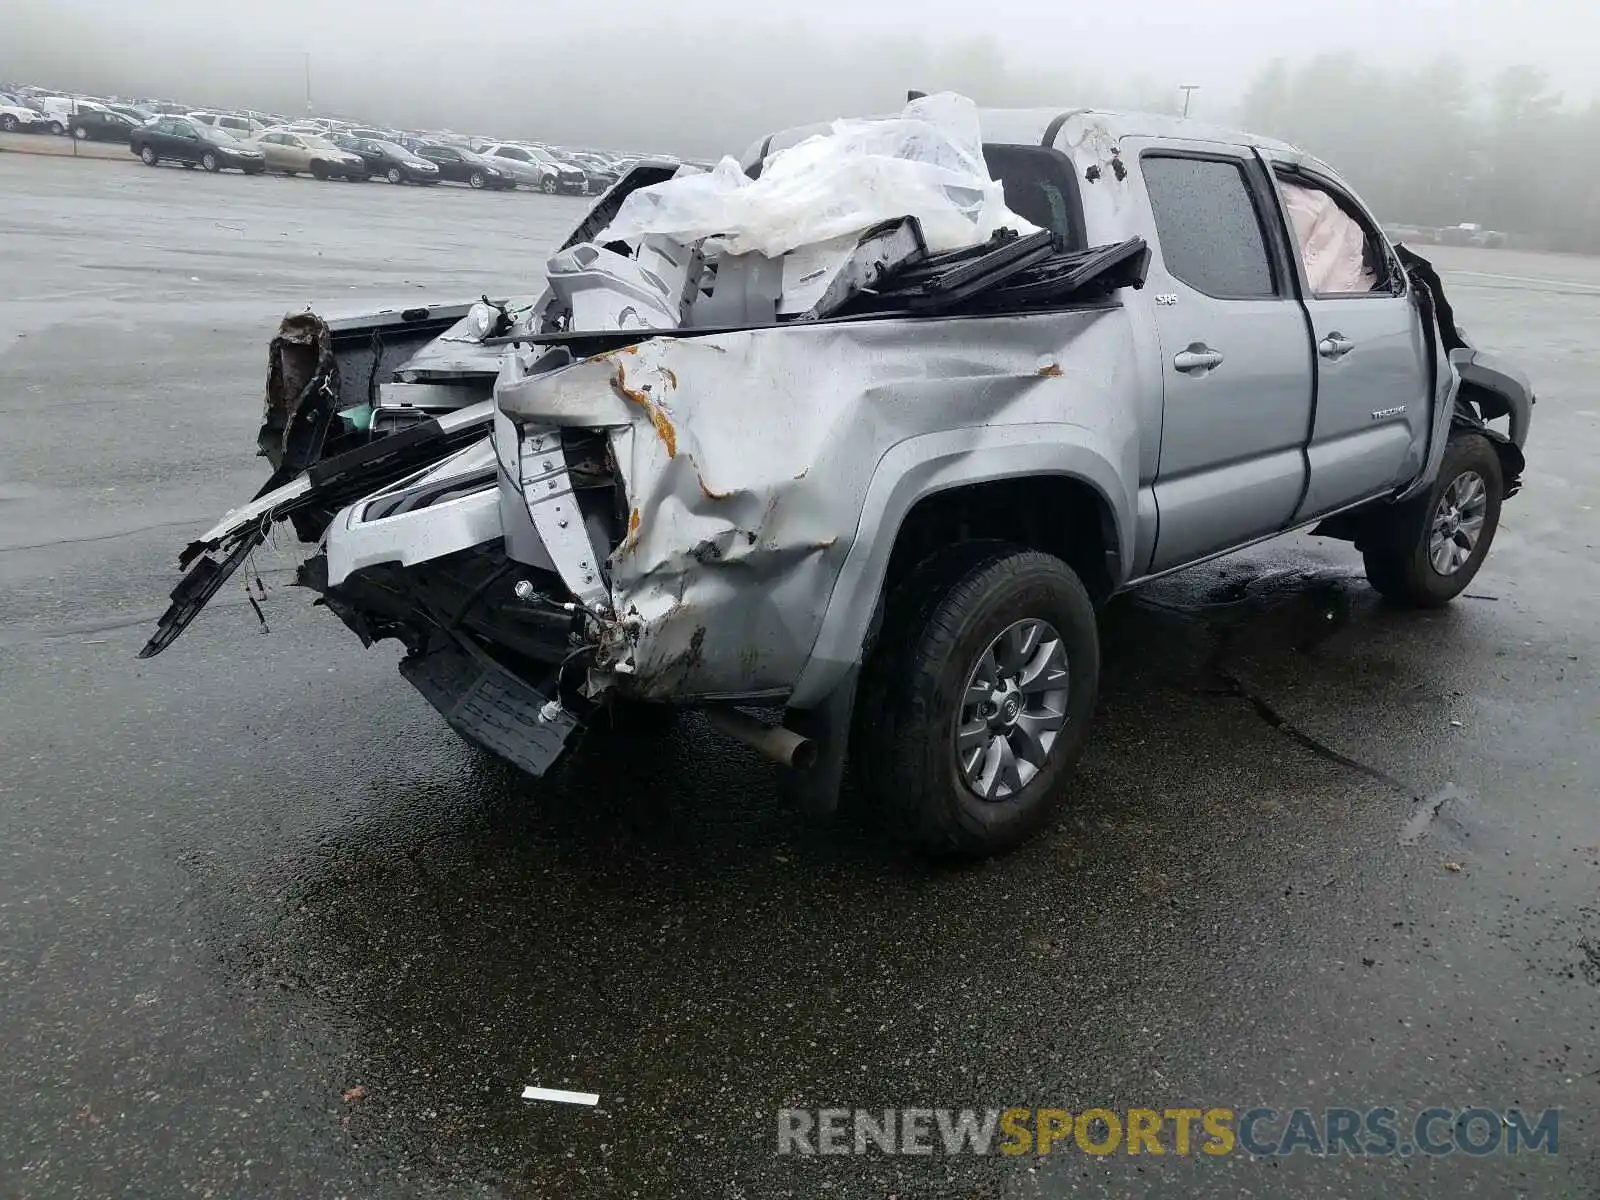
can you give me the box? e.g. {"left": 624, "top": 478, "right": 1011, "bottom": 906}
{"left": 300, "top": 135, "right": 340, "bottom": 152}
{"left": 200, "top": 125, "right": 241, "bottom": 144}
{"left": 375, "top": 140, "right": 417, "bottom": 161}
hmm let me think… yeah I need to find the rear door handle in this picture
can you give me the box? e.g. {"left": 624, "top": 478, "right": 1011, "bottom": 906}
{"left": 1173, "top": 344, "right": 1224, "bottom": 373}
{"left": 1318, "top": 332, "right": 1355, "bottom": 359}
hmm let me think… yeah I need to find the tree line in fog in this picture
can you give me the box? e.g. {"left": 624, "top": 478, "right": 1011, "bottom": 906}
{"left": 1238, "top": 54, "right": 1598, "bottom": 252}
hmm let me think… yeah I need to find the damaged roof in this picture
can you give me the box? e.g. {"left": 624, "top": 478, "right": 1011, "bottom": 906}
{"left": 742, "top": 106, "right": 1302, "bottom": 173}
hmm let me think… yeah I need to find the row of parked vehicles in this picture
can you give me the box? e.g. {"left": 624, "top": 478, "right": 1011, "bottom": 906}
{"left": 0, "top": 86, "right": 652, "bottom": 194}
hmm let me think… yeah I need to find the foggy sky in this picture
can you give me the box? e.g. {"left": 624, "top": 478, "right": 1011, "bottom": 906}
{"left": 5, "top": 0, "right": 1596, "bottom": 156}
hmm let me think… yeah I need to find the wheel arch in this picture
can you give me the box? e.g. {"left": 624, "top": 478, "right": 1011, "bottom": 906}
{"left": 788, "top": 428, "right": 1132, "bottom": 709}
{"left": 1403, "top": 347, "right": 1532, "bottom": 503}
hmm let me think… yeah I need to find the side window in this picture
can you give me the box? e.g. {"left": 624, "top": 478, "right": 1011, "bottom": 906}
{"left": 983, "top": 143, "right": 1084, "bottom": 250}
{"left": 1274, "top": 173, "right": 1394, "bottom": 296}
{"left": 1141, "top": 155, "right": 1277, "bottom": 299}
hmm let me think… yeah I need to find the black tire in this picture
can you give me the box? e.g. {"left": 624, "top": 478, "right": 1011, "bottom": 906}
{"left": 73, "top": 125, "right": 89, "bottom": 140}
{"left": 541, "top": 176, "right": 556, "bottom": 194}
{"left": 49, "top": 120, "right": 64, "bottom": 136}
{"left": 139, "top": 145, "right": 158, "bottom": 166}
{"left": 853, "top": 543, "right": 1100, "bottom": 858}
{"left": 386, "top": 166, "right": 402, "bottom": 184}
{"left": 0, "top": 114, "right": 16, "bottom": 132}
{"left": 201, "top": 151, "right": 219, "bottom": 172}
{"left": 468, "top": 171, "right": 486, "bottom": 189}
{"left": 1362, "top": 431, "right": 1504, "bottom": 607}
{"left": 310, "top": 161, "right": 328, "bottom": 180}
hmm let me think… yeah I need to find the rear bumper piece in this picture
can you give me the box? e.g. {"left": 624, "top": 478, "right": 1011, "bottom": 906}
{"left": 398, "top": 643, "right": 579, "bottom": 776}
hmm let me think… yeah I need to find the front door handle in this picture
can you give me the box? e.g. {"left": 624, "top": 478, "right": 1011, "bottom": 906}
{"left": 1318, "top": 332, "right": 1355, "bottom": 359}
{"left": 1173, "top": 344, "right": 1224, "bottom": 373}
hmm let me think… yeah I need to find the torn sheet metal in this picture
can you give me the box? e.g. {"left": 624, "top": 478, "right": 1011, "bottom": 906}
{"left": 259, "top": 311, "right": 339, "bottom": 477}
{"left": 496, "top": 309, "right": 1140, "bottom": 700}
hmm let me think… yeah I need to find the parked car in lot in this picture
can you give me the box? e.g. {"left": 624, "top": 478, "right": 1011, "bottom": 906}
{"left": 36, "top": 95, "right": 106, "bottom": 134}
{"left": 0, "top": 99, "right": 50, "bottom": 133}
{"left": 70, "top": 108, "right": 141, "bottom": 142}
{"left": 416, "top": 144, "right": 517, "bottom": 189}
{"left": 519, "top": 144, "right": 589, "bottom": 193}
{"left": 188, "top": 111, "right": 268, "bottom": 139}
{"left": 248, "top": 130, "right": 367, "bottom": 179}
{"left": 105, "top": 103, "right": 157, "bottom": 125}
{"left": 330, "top": 134, "right": 440, "bottom": 184}
{"left": 552, "top": 149, "right": 620, "bottom": 194}
{"left": 129, "top": 117, "right": 266, "bottom": 173}
{"left": 478, "top": 143, "right": 563, "bottom": 190}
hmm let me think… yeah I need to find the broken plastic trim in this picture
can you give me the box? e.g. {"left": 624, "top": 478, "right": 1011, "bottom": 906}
{"left": 481, "top": 234, "right": 1150, "bottom": 352}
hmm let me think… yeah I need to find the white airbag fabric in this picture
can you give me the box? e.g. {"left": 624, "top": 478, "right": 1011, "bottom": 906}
{"left": 1280, "top": 181, "right": 1377, "bottom": 294}
{"left": 598, "top": 93, "right": 1035, "bottom": 258}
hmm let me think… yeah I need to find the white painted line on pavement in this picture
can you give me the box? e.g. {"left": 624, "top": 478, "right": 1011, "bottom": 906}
{"left": 1447, "top": 270, "right": 1600, "bottom": 293}
{"left": 522, "top": 1085, "right": 600, "bottom": 1106}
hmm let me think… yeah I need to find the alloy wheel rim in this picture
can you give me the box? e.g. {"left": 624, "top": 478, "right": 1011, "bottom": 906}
{"left": 1428, "top": 469, "right": 1488, "bottom": 575}
{"left": 954, "top": 619, "right": 1071, "bottom": 802}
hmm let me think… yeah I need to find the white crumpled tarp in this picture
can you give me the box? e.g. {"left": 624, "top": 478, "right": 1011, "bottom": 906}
{"left": 1279, "top": 181, "right": 1377, "bottom": 294}
{"left": 598, "top": 93, "right": 1035, "bottom": 258}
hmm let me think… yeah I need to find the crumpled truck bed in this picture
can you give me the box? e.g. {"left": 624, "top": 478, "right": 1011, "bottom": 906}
{"left": 496, "top": 304, "right": 1143, "bottom": 705}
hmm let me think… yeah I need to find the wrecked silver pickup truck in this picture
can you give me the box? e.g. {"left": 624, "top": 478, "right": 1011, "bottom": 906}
{"left": 143, "top": 97, "right": 1532, "bottom": 857}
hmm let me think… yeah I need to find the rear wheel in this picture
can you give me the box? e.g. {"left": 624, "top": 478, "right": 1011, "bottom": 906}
{"left": 853, "top": 544, "right": 1100, "bottom": 858}
{"left": 1362, "top": 431, "right": 1504, "bottom": 606}
{"left": 48, "top": 120, "right": 64, "bottom": 136}
{"left": 201, "top": 151, "right": 219, "bottom": 172}
{"left": 139, "top": 145, "right": 158, "bottom": 166}
{"left": 73, "top": 125, "right": 89, "bottom": 140}
{"left": 0, "top": 114, "right": 17, "bottom": 132}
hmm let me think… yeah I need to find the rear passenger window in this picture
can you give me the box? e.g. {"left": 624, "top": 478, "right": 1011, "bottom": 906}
{"left": 1142, "top": 156, "right": 1276, "bottom": 299}
{"left": 984, "top": 144, "right": 1084, "bottom": 251}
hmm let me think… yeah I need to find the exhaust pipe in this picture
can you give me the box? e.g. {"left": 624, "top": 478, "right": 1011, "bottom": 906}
{"left": 706, "top": 707, "right": 818, "bottom": 771}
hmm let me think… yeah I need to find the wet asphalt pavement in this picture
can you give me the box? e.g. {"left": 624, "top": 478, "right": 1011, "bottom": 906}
{"left": 2, "top": 154, "right": 1598, "bottom": 1199}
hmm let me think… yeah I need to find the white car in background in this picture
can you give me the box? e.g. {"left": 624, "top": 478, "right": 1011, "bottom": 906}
{"left": 35, "top": 95, "right": 108, "bottom": 134}
{"left": 188, "top": 112, "right": 268, "bottom": 139}
{"left": 0, "top": 99, "right": 50, "bottom": 134}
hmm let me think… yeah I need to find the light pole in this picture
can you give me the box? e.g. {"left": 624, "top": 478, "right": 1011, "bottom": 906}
{"left": 304, "top": 52, "right": 313, "bottom": 114}
{"left": 1179, "top": 84, "right": 1199, "bottom": 118}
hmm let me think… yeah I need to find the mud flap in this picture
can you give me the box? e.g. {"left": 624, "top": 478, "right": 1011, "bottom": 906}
{"left": 399, "top": 645, "right": 579, "bottom": 776}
